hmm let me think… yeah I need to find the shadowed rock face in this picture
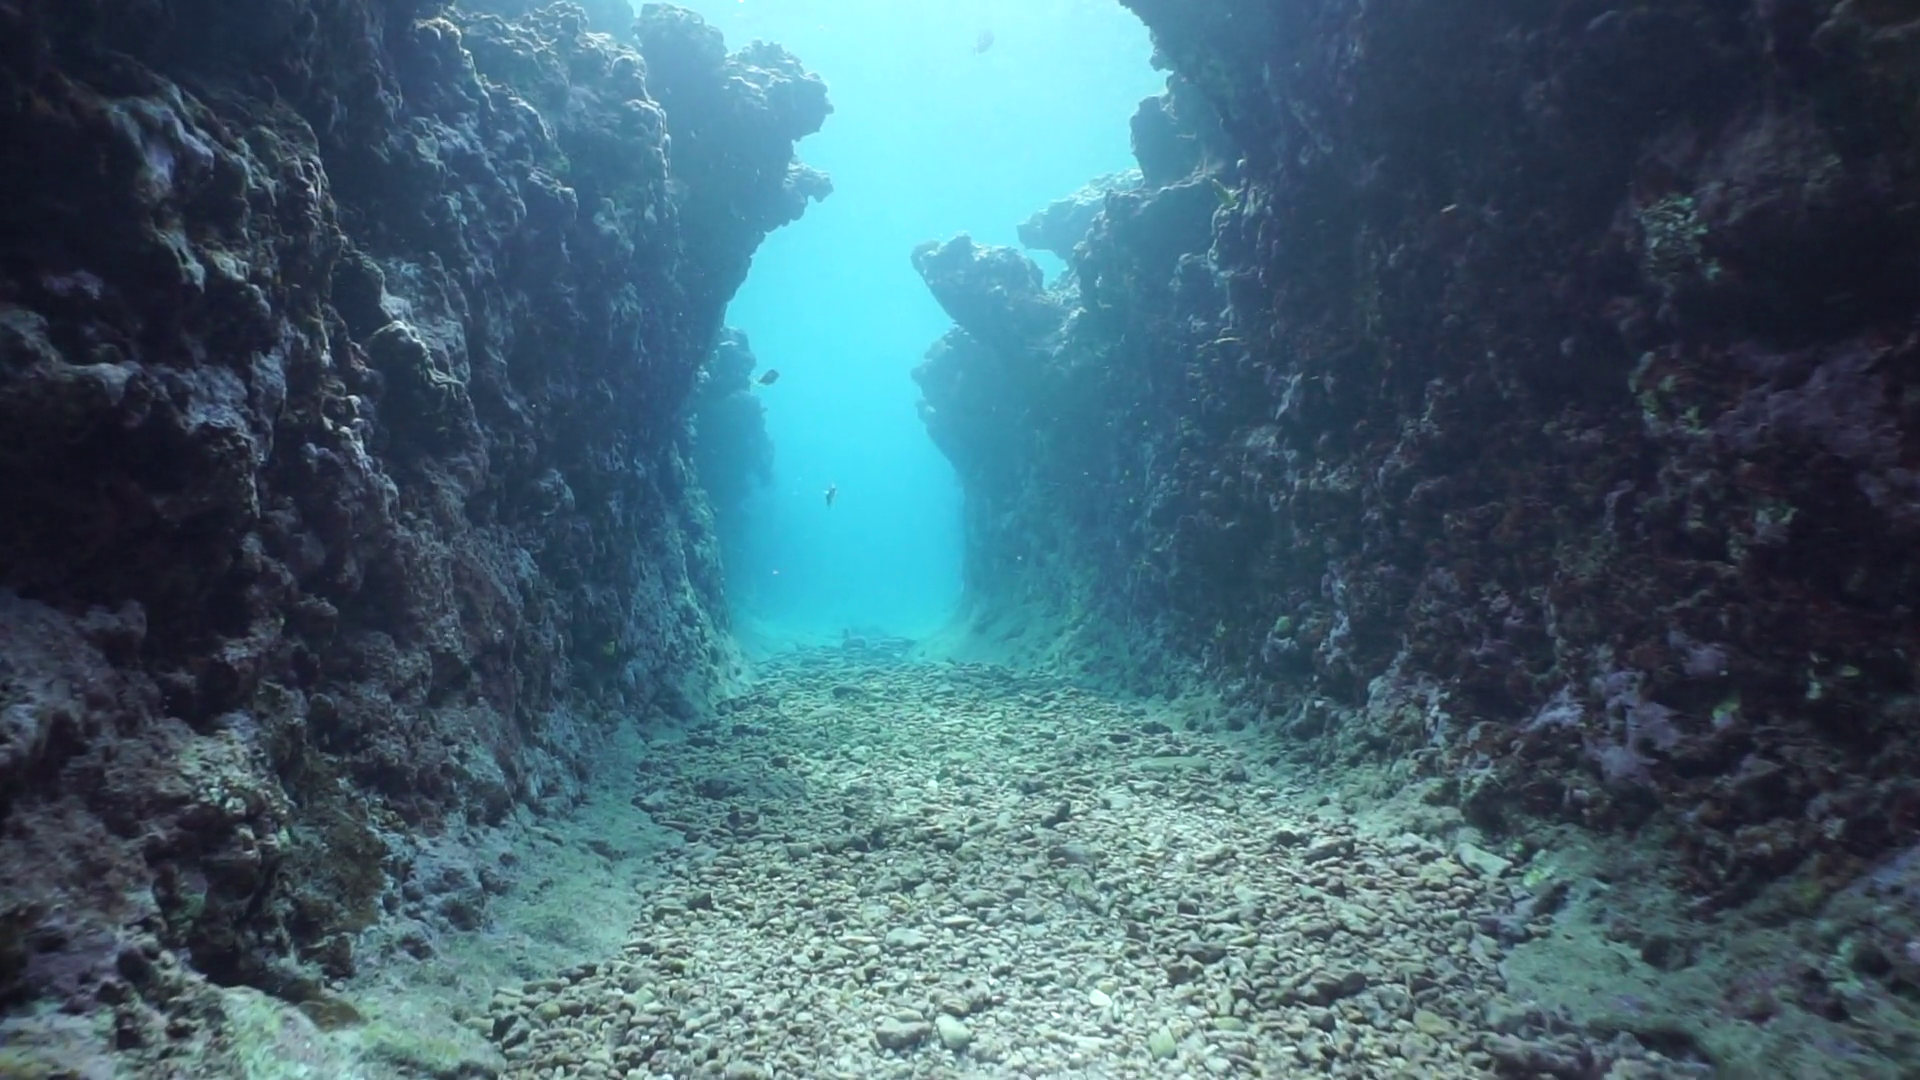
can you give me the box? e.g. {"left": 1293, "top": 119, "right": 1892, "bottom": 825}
{"left": 0, "top": 0, "right": 823, "bottom": 1052}
{"left": 916, "top": 0, "right": 1920, "bottom": 913}
{"left": 689, "top": 326, "right": 774, "bottom": 569}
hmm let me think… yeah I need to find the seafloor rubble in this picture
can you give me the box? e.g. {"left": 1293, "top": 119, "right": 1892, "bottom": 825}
{"left": 911, "top": 0, "right": 1920, "bottom": 1071}
{"left": 0, "top": 0, "right": 824, "bottom": 1071}
{"left": 473, "top": 650, "right": 1713, "bottom": 1080}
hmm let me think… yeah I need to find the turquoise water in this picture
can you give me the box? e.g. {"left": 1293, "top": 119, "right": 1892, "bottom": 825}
{"left": 675, "top": 0, "right": 1162, "bottom": 644}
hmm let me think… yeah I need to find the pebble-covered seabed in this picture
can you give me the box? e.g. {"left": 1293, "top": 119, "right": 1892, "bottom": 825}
{"left": 461, "top": 651, "right": 1712, "bottom": 1080}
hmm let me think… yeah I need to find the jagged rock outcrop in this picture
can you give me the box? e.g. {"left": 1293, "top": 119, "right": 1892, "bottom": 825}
{"left": 913, "top": 233, "right": 1068, "bottom": 358}
{"left": 0, "top": 0, "right": 824, "bottom": 1067}
{"left": 1016, "top": 171, "right": 1140, "bottom": 263}
{"left": 637, "top": 4, "right": 833, "bottom": 337}
{"left": 918, "top": 0, "right": 1920, "bottom": 922}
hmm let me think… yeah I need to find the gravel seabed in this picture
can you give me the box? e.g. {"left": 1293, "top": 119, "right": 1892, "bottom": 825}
{"left": 480, "top": 654, "right": 1694, "bottom": 1079}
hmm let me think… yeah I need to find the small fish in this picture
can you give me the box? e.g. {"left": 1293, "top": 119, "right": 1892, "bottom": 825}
{"left": 824, "top": 482, "right": 837, "bottom": 508}
{"left": 756, "top": 369, "right": 781, "bottom": 386}
{"left": 973, "top": 29, "right": 994, "bottom": 53}
{"left": 1210, "top": 177, "right": 1240, "bottom": 210}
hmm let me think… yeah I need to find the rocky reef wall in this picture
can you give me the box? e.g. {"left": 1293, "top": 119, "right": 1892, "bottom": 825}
{"left": 0, "top": 0, "right": 825, "bottom": 1060}
{"left": 688, "top": 326, "right": 775, "bottom": 609}
{"left": 915, "top": 0, "right": 1920, "bottom": 912}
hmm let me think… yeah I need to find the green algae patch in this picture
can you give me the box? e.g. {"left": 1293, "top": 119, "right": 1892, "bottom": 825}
{"left": 188, "top": 986, "right": 500, "bottom": 1080}
{"left": 353, "top": 1019, "right": 504, "bottom": 1079}
{"left": 0, "top": 1048, "right": 65, "bottom": 1080}
{"left": 0, "top": 1008, "right": 111, "bottom": 1079}
{"left": 214, "top": 986, "right": 367, "bottom": 1080}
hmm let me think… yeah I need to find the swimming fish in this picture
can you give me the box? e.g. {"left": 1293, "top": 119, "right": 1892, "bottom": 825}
{"left": 973, "top": 29, "right": 994, "bottom": 53}
{"left": 824, "top": 482, "right": 837, "bottom": 508}
{"left": 756, "top": 369, "right": 781, "bottom": 386}
{"left": 1210, "top": 177, "right": 1240, "bottom": 210}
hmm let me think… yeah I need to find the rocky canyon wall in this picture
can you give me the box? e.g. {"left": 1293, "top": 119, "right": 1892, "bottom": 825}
{"left": 0, "top": 0, "right": 823, "bottom": 1060}
{"left": 914, "top": 0, "right": 1920, "bottom": 916}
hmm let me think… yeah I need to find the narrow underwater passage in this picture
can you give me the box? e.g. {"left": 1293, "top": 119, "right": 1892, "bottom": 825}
{"left": 7, "top": 0, "right": 1920, "bottom": 1074}
{"left": 675, "top": 0, "right": 1163, "bottom": 644}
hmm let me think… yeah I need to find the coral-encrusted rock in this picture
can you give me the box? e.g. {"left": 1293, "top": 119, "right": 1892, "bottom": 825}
{"left": 1075, "top": 177, "right": 1219, "bottom": 322}
{"left": 909, "top": 235, "right": 1075, "bottom": 503}
{"left": 912, "top": 234, "right": 1066, "bottom": 356}
{"left": 638, "top": 4, "right": 834, "bottom": 337}
{"left": 916, "top": 0, "right": 1920, "bottom": 910}
{"left": 0, "top": 0, "right": 824, "bottom": 1056}
{"left": 1018, "top": 171, "right": 1140, "bottom": 263}
{"left": 0, "top": 592, "right": 336, "bottom": 1003}
{"left": 1128, "top": 74, "right": 1233, "bottom": 190}
{"left": 911, "top": 328, "right": 1019, "bottom": 486}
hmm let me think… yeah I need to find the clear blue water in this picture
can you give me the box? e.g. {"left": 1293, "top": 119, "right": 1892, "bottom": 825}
{"left": 668, "top": 0, "right": 1162, "bottom": 645}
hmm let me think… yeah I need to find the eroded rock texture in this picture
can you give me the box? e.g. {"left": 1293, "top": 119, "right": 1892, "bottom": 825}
{"left": 690, "top": 326, "right": 774, "bottom": 564}
{"left": 0, "top": 0, "right": 824, "bottom": 1060}
{"left": 915, "top": 0, "right": 1920, "bottom": 917}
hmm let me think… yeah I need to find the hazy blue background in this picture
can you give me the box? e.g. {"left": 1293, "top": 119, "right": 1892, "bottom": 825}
{"left": 672, "top": 0, "right": 1162, "bottom": 645}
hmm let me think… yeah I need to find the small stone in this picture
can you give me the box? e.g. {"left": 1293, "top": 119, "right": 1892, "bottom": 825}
{"left": 1184, "top": 941, "right": 1229, "bottom": 965}
{"left": 1309, "top": 970, "right": 1369, "bottom": 1003}
{"left": 1454, "top": 842, "right": 1512, "bottom": 879}
{"left": 1148, "top": 1028, "right": 1178, "bottom": 1060}
{"left": 1195, "top": 844, "right": 1235, "bottom": 867}
{"left": 1049, "top": 842, "right": 1095, "bottom": 865}
{"left": 1088, "top": 987, "right": 1112, "bottom": 1009}
{"left": 935, "top": 1013, "right": 972, "bottom": 1051}
{"left": 298, "top": 995, "right": 363, "bottom": 1030}
{"left": 1482, "top": 999, "right": 1530, "bottom": 1034}
{"left": 1303, "top": 837, "right": 1353, "bottom": 862}
{"left": 884, "top": 927, "right": 930, "bottom": 951}
{"left": 535, "top": 1001, "right": 563, "bottom": 1022}
{"left": 876, "top": 1016, "right": 932, "bottom": 1051}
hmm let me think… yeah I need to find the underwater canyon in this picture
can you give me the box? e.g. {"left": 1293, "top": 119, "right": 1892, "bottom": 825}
{"left": 2, "top": 0, "right": 1919, "bottom": 1076}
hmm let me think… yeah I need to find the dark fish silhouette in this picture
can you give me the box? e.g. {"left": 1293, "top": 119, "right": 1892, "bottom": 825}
{"left": 756, "top": 369, "right": 780, "bottom": 386}
{"left": 973, "top": 29, "right": 994, "bottom": 54}
{"left": 824, "top": 482, "right": 837, "bottom": 508}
